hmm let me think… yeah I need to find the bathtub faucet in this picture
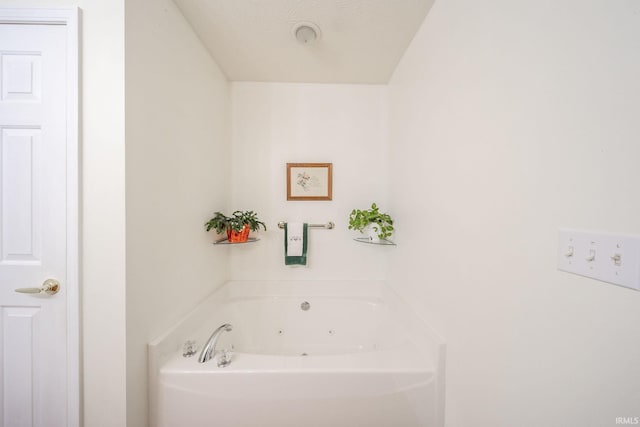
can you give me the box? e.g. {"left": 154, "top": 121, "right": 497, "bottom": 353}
{"left": 198, "top": 323, "right": 233, "bottom": 365}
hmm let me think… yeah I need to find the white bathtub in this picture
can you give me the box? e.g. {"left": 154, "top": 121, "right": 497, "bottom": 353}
{"left": 149, "top": 281, "right": 445, "bottom": 427}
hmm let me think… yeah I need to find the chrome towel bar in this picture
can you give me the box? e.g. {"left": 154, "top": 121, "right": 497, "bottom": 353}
{"left": 277, "top": 221, "right": 334, "bottom": 230}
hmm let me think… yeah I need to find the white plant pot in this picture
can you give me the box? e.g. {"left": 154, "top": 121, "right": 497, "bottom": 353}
{"left": 365, "top": 224, "right": 382, "bottom": 242}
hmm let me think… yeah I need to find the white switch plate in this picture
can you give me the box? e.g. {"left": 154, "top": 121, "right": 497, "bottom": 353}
{"left": 558, "top": 229, "right": 640, "bottom": 291}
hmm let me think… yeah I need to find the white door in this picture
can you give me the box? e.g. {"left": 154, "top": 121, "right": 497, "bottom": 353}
{"left": 0, "top": 16, "right": 77, "bottom": 427}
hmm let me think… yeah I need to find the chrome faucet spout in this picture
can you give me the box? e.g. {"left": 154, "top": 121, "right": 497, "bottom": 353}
{"left": 198, "top": 323, "right": 233, "bottom": 364}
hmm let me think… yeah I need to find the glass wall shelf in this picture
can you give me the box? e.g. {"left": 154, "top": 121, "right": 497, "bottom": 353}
{"left": 213, "top": 237, "right": 260, "bottom": 245}
{"left": 353, "top": 237, "right": 396, "bottom": 246}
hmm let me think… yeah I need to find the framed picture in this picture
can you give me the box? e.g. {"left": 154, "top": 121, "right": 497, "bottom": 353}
{"left": 287, "top": 163, "right": 333, "bottom": 201}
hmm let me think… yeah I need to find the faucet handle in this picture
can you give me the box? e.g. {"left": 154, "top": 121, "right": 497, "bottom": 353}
{"left": 182, "top": 340, "right": 198, "bottom": 357}
{"left": 217, "top": 348, "right": 233, "bottom": 368}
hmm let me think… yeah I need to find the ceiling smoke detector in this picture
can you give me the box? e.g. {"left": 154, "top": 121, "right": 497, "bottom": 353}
{"left": 292, "top": 22, "right": 321, "bottom": 45}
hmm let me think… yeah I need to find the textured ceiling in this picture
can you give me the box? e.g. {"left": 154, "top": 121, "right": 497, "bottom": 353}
{"left": 173, "top": 0, "right": 435, "bottom": 84}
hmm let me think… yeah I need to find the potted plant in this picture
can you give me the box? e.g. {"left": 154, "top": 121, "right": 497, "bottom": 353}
{"left": 205, "top": 210, "right": 266, "bottom": 243}
{"left": 348, "top": 203, "right": 394, "bottom": 241}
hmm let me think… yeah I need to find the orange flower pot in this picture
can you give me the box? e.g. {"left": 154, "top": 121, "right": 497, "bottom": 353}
{"left": 227, "top": 225, "right": 250, "bottom": 243}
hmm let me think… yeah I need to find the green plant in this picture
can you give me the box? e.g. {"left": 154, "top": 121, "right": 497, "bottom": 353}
{"left": 205, "top": 212, "right": 229, "bottom": 234}
{"left": 205, "top": 210, "right": 267, "bottom": 233}
{"left": 235, "top": 210, "right": 267, "bottom": 232}
{"left": 348, "top": 203, "right": 394, "bottom": 239}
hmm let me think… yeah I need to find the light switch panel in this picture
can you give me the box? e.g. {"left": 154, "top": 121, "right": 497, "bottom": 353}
{"left": 558, "top": 229, "right": 640, "bottom": 291}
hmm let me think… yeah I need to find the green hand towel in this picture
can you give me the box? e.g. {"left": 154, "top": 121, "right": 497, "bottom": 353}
{"left": 284, "top": 223, "right": 308, "bottom": 266}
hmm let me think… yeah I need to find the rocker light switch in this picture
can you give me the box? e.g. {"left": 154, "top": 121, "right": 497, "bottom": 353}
{"left": 558, "top": 229, "right": 640, "bottom": 291}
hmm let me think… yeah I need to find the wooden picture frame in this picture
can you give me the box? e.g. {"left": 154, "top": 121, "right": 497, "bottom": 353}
{"left": 286, "top": 163, "right": 333, "bottom": 201}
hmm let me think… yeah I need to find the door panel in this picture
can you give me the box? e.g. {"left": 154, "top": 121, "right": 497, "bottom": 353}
{"left": 1, "top": 53, "right": 41, "bottom": 102}
{"left": 1, "top": 127, "right": 42, "bottom": 264}
{"left": 3, "top": 306, "right": 40, "bottom": 427}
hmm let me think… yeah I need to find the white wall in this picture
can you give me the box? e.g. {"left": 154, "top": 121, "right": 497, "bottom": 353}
{"left": 0, "top": 1, "right": 128, "bottom": 425}
{"left": 229, "top": 83, "right": 390, "bottom": 280}
{"left": 125, "top": 0, "right": 231, "bottom": 426}
{"left": 388, "top": 1, "right": 640, "bottom": 426}
{"left": 76, "top": 5, "right": 127, "bottom": 425}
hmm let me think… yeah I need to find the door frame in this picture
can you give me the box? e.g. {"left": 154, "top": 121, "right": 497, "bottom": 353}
{"left": 0, "top": 8, "right": 79, "bottom": 427}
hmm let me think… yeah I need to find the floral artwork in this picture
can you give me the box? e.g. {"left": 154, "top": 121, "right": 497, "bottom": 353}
{"left": 296, "top": 171, "right": 323, "bottom": 192}
{"left": 287, "top": 163, "right": 332, "bottom": 201}
{"left": 296, "top": 171, "right": 312, "bottom": 191}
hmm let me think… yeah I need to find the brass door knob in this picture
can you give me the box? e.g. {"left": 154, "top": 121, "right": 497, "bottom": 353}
{"left": 15, "top": 279, "right": 60, "bottom": 295}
